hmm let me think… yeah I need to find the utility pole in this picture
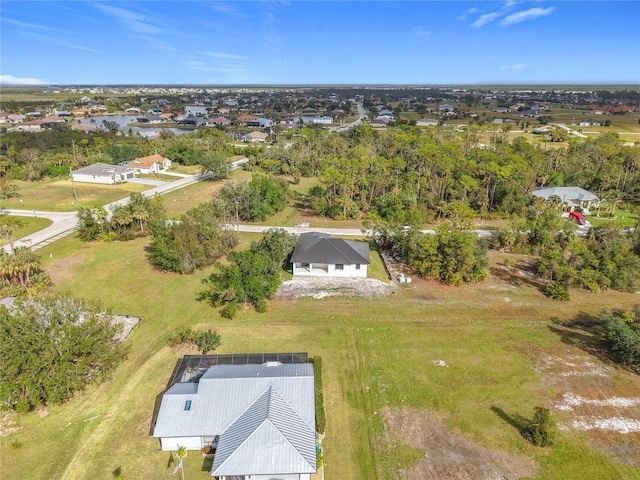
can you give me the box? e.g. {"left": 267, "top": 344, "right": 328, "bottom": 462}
{"left": 70, "top": 167, "right": 77, "bottom": 203}
{"left": 234, "top": 200, "right": 239, "bottom": 234}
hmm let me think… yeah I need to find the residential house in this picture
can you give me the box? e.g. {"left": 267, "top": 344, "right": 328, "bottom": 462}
{"left": 208, "top": 117, "right": 231, "bottom": 126}
{"left": 579, "top": 119, "right": 601, "bottom": 127}
{"left": 310, "top": 116, "right": 333, "bottom": 124}
{"left": 416, "top": 118, "right": 438, "bottom": 127}
{"left": 153, "top": 354, "right": 316, "bottom": 480}
{"left": 178, "top": 116, "right": 206, "bottom": 126}
{"left": 125, "top": 154, "right": 172, "bottom": 174}
{"left": 438, "top": 104, "right": 454, "bottom": 112}
{"left": 71, "top": 163, "right": 136, "bottom": 184}
{"left": 532, "top": 186, "right": 600, "bottom": 213}
{"left": 242, "top": 131, "right": 268, "bottom": 143}
{"left": 291, "top": 232, "right": 370, "bottom": 278}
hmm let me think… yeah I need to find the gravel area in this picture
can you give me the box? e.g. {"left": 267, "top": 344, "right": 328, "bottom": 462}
{"left": 276, "top": 277, "right": 397, "bottom": 299}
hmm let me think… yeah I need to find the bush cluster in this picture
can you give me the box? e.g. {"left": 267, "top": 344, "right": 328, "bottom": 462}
{"left": 168, "top": 327, "right": 222, "bottom": 354}
{"left": 312, "top": 356, "right": 326, "bottom": 434}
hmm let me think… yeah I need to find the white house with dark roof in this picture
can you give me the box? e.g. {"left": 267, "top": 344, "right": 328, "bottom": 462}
{"left": 290, "top": 232, "right": 370, "bottom": 278}
{"left": 71, "top": 163, "right": 136, "bottom": 184}
{"left": 153, "top": 359, "right": 316, "bottom": 480}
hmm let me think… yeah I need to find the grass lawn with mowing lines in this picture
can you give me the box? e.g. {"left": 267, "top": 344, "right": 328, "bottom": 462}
{"left": 2, "top": 237, "right": 640, "bottom": 479}
{"left": 0, "top": 178, "right": 149, "bottom": 212}
{"left": 0, "top": 216, "right": 52, "bottom": 246}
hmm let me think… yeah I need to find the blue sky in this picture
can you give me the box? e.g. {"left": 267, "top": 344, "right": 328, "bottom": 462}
{"left": 1, "top": 1, "right": 639, "bottom": 85}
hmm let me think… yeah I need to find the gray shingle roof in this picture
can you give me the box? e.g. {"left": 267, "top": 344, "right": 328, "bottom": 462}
{"left": 291, "top": 232, "right": 370, "bottom": 265}
{"left": 71, "top": 162, "right": 134, "bottom": 176}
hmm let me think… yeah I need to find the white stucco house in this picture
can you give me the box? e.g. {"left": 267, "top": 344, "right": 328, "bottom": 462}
{"left": 124, "top": 153, "right": 172, "bottom": 174}
{"left": 71, "top": 163, "right": 136, "bottom": 184}
{"left": 532, "top": 186, "right": 600, "bottom": 213}
{"left": 290, "top": 232, "right": 370, "bottom": 278}
{"left": 153, "top": 354, "right": 316, "bottom": 480}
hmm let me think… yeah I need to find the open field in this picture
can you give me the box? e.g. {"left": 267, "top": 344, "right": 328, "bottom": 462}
{"left": 0, "top": 216, "right": 52, "bottom": 246}
{"left": 587, "top": 209, "right": 639, "bottom": 228}
{"left": 0, "top": 178, "right": 149, "bottom": 212}
{"left": 1, "top": 233, "right": 639, "bottom": 479}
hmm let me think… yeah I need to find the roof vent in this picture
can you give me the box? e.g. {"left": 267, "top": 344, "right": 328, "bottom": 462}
{"left": 264, "top": 361, "right": 282, "bottom": 367}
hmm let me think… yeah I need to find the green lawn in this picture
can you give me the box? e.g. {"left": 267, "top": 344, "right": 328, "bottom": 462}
{"left": 0, "top": 178, "right": 149, "bottom": 212}
{"left": 0, "top": 216, "right": 52, "bottom": 246}
{"left": 587, "top": 208, "right": 639, "bottom": 228}
{"left": 1, "top": 233, "right": 639, "bottom": 479}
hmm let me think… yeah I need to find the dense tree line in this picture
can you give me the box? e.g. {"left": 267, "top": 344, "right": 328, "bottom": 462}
{"left": 218, "top": 175, "right": 289, "bottom": 222}
{"left": 146, "top": 201, "right": 238, "bottom": 274}
{"left": 0, "top": 295, "right": 126, "bottom": 412}
{"left": 599, "top": 305, "right": 640, "bottom": 369}
{"left": 76, "top": 193, "right": 164, "bottom": 242}
{"left": 247, "top": 126, "right": 640, "bottom": 222}
{"left": 372, "top": 219, "right": 488, "bottom": 286}
{"left": 198, "top": 229, "right": 297, "bottom": 318}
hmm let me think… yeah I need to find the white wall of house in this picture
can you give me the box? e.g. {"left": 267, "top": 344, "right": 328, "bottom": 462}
{"left": 160, "top": 436, "right": 202, "bottom": 451}
{"left": 72, "top": 171, "right": 135, "bottom": 184}
{"left": 293, "top": 262, "right": 367, "bottom": 278}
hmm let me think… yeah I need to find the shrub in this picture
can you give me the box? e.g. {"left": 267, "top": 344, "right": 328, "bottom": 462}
{"left": 523, "top": 407, "right": 555, "bottom": 447}
{"left": 544, "top": 282, "right": 571, "bottom": 301}
{"left": 168, "top": 327, "right": 221, "bottom": 354}
{"left": 312, "top": 356, "right": 326, "bottom": 434}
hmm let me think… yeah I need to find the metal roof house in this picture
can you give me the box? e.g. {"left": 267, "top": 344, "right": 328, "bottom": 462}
{"left": 532, "top": 186, "right": 600, "bottom": 212}
{"left": 153, "top": 357, "right": 316, "bottom": 480}
{"left": 290, "top": 232, "right": 370, "bottom": 278}
{"left": 71, "top": 163, "right": 136, "bottom": 185}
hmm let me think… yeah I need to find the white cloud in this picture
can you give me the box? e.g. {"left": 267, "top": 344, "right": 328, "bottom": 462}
{"left": 2, "top": 18, "right": 62, "bottom": 33}
{"left": 209, "top": 2, "right": 247, "bottom": 18}
{"left": 457, "top": 7, "right": 479, "bottom": 21}
{"left": 95, "top": 4, "right": 162, "bottom": 35}
{"left": 471, "top": 12, "right": 501, "bottom": 28}
{"left": 413, "top": 26, "right": 431, "bottom": 37}
{"left": 0, "top": 74, "right": 48, "bottom": 85}
{"left": 501, "top": 7, "right": 555, "bottom": 26}
{"left": 202, "top": 51, "right": 247, "bottom": 60}
{"left": 500, "top": 64, "right": 528, "bottom": 71}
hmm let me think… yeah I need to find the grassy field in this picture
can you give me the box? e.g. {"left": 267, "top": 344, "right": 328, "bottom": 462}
{"left": 587, "top": 208, "right": 639, "bottom": 228}
{"left": 1, "top": 230, "right": 639, "bottom": 479}
{"left": 0, "top": 216, "right": 52, "bottom": 246}
{"left": 0, "top": 178, "right": 149, "bottom": 212}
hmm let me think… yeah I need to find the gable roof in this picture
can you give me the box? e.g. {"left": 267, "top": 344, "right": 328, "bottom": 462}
{"left": 211, "top": 386, "right": 316, "bottom": 476}
{"left": 291, "top": 232, "right": 370, "bottom": 265}
{"left": 532, "top": 186, "right": 599, "bottom": 204}
{"left": 127, "top": 154, "right": 168, "bottom": 168}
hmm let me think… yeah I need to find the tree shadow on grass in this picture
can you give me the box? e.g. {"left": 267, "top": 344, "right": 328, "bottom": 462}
{"left": 488, "top": 260, "right": 545, "bottom": 292}
{"left": 201, "top": 455, "right": 214, "bottom": 472}
{"left": 547, "top": 311, "right": 614, "bottom": 364}
{"left": 490, "top": 406, "right": 530, "bottom": 437}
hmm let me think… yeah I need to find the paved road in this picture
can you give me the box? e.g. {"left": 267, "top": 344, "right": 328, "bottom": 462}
{"left": 550, "top": 123, "right": 588, "bottom": 138}
{"left": 329, "top": 101, "right": 366, "bottom": 133}
{"left": 1, "top": 158, "right": 249, "bottom": 252}
{"left": 228, "top": 224, "right": 495, "bottom": 238}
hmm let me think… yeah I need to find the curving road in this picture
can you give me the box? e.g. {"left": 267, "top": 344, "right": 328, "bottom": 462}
{"left": 1, "top": 158, "right": 249, "bottom": 252}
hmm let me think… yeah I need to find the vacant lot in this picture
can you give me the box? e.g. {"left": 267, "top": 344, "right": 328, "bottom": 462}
{"left": 1, "top": 236, "right": 639, "bottom": 480}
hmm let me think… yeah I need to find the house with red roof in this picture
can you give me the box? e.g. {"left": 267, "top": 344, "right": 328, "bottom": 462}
{"left": 125, "top": 154, "right": 172, "bottom": 174}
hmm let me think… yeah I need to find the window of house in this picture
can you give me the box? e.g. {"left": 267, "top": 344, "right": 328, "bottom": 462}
{"left": 184, "top": 400, "right": 192, "bottom": 411}
{"left": 301, "top": 263, "right": 310, "bottom": 268}
{"left": 355, "top": 264, "right": 361, "bottom": 270}
{"left": 335, "top": 264, "right": 344, "bottom": 270}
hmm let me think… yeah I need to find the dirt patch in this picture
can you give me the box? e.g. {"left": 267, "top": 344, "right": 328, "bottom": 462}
{"left": 533, "top": 341, "right": 640, "bottom": 467}
{"left": 47, "top": 253, "right": 86, "bottom": 284}
{"left": 384, "top": 407, "right": 538, "bottom": 480}
{"left": 276, "top": 277, "right": 396, "bottom": 299}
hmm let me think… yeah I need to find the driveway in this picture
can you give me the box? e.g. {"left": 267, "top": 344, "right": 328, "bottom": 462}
{"left": 128, "top": 178, "right": 168, "bottom": 186}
